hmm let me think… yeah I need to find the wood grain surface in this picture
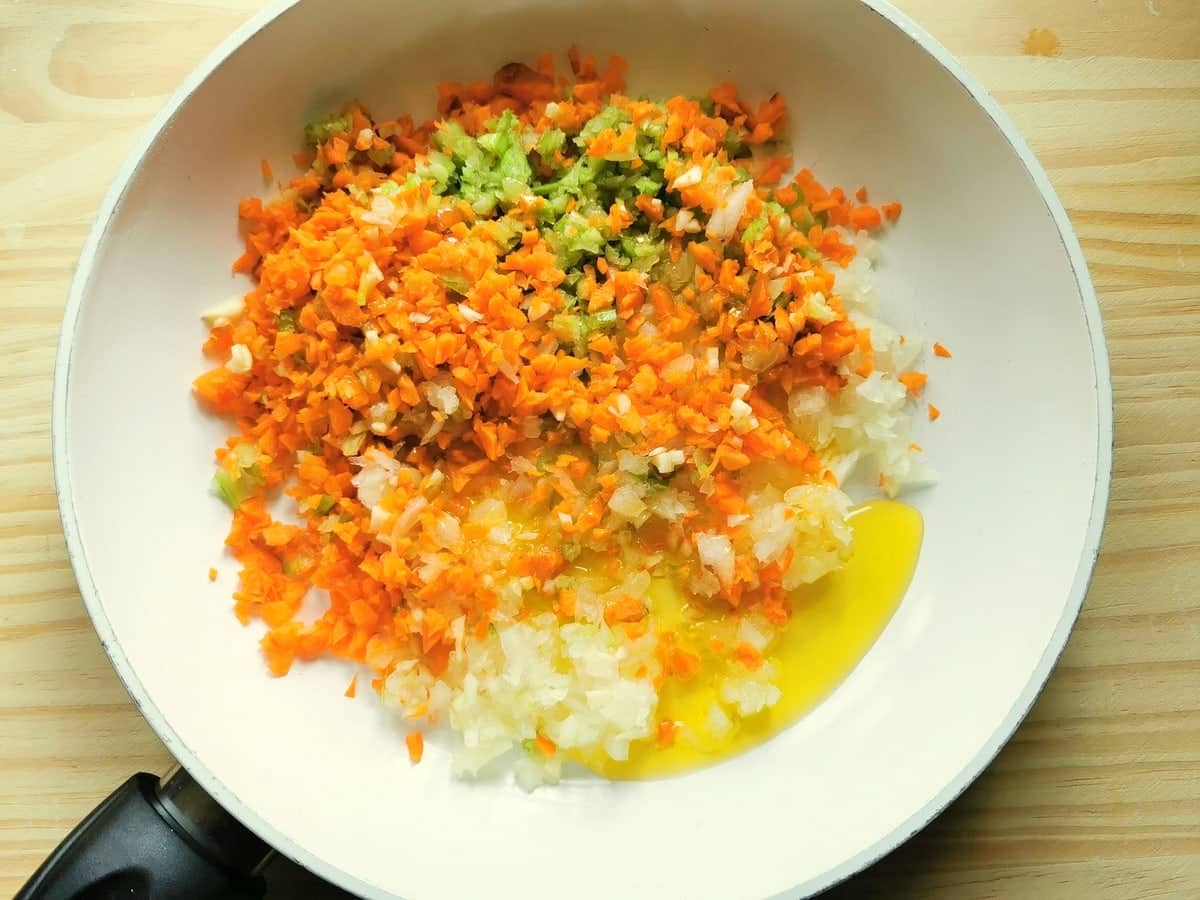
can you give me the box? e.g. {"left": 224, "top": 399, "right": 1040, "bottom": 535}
{"left": 1, "top": 1, "right": 1197, "bottom": 897}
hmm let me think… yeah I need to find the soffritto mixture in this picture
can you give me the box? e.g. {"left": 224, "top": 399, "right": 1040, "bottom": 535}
{"left": 194, "top": 49, "right": 940, "bottom": 789}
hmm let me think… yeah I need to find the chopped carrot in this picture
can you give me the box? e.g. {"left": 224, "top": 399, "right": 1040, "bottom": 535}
{"left": 670, "top": 647, "right": 701, "bottom": 679}
{"left": 656, "top": 720, "right": 678, "bottom": 747}
{"left": 260, "top": 158, "right": 273, "bottom": 181}
{"left": 898, "top": 371, "right": 928, "bottom": 396}
{"left": 928, "top": 403, "right": 941, "bottom": 422}
{"left": 848, "top": 205, "right": 883, "bottom": 231}
{"left": 604, "top": 595, "right": 647, "bottom": 626}
{"left": 933, "top": 342, "right": 952, "bottom": 358}
{"left": 344, "top": 674, "right": 358, "bottom": 698}
{"left": 406, "top": 732, "right": 424, "bottom": 764}
{"left": 207, "top": 567, "right": 217, "bottom": 582}
{"left": 535, "top": 734, "right": 557, "bottom": 757}
{"left": 732, "top": 642, "right": 764, "bottom": 671}
{"left": 756, "top": 154, "right": 793, "bottom": 186}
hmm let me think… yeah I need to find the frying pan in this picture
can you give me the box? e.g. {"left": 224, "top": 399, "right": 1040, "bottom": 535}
{"left": 24, "top": 0, "right": 1112, "bottom": 897}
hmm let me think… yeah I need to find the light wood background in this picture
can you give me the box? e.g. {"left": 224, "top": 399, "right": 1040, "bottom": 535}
{"left": 1, "top": 1, "right": 1197, "bottom": 897}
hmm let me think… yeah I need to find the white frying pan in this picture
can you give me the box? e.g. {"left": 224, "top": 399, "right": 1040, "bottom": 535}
{"left": 29, "top": 1, "right": 1111, "bottom": 898}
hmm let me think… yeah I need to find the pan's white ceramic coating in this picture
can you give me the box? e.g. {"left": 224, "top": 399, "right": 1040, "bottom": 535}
{"left": 52, "top": 2, "right": 1111, "bottom": 898}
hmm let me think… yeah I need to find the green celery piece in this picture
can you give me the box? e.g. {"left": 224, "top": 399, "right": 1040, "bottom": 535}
{"left": 536, "top": 129, "right": 566, "bottom": 159}
{"left": 282, "top": 555, "right": 314, "bottom": 577}
{"left": 368, "top": 146, "right": 395, "bottom": 167}
{"left": 304, "top": 113, "right": 351, "bottom": 146}
{"left": 577, "top": 105, "right": 633, "bottom": 144}
{"left": 437, "top": 273, "right": 472, "bottom": 296}
{"left": 414, "top": 151, "right": 456, "bottom": 192}
{"left": 434, "top": 121, "right": 482, "bottom": 163}
{"left": 587, "top": 309, "right": 618, "bottom": 331}
{"left": 212, "top": 470, "right": 250, "bottom": 509}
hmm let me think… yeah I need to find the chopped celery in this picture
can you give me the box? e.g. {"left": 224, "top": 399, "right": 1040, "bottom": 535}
{"left": 439, "top": 111, "right": 536, "bottom": 216}
{"left": 212, "top": 443, "right": 265, "bottom": 508}
{"left": 277, "top": 309, "right": 297, "bottom": 333}
{"left": 655, "top": 252, "right": 696, "bottom": 291}
{"left": 415, "top": 151, "right": 456, "bottom": 192}
{"left": 489, "top": 218, "right": 523, "bottom": 252}
{"left": 632, "top": 175, "right": 664, "bottom": 197}
{"left": 231, "top": 443, "right": 259, "bottom": 470}
{"left": 316, "top": 495, "right": 336, "bottom": 515}
{"left": 499, "top": 145, "right": 533, "bottom": 187}
{"left": 536, "top": 129, "right": 566, "bottom": 159}
{"left": 437, "top": 273, "right": 472, "bottom": 296}
{"left": 604, "top": 245, "right": 631, "bottom": 269}
{"left": 740, "top": 213, "right": 770, "bottom": 245}
{"left": 620, "top": 233, "right": 664, "bottom": 272}
{"left": 544, "top": 208, "right": 608, "bottom": 267}
{"left": 578, "top": 105, "right": 633, "bottom": 144}
{"left": 211, "top": 470, "right": 250, "bottom": 509}
{"left": 340, "top": 432, "right": 367, "bottom": 456}
{"left": 433, "top": 121, "right": 482, "bottom": 163}
{"left": 500, "top": 176, "right": 528, "bottom": 205}
{"left": 282, "top": 556, "right": 312, "bottom": 577}
{"left": 367, "top": 146, "right": 395, "bottom": 167}
{"left": 304, "top": 113, "right": 352, "bottom": 146}
{"left": 549, "top": 308, "right": 622, "bottom": 355}
{"left": 723, "top": 130, "right": 746, "bottom": 158}
{"left": 588, "top": 309, "right": 618, "bottom": 331}
{"left": 544, "top": 156, "right": 605, "bottom": 199}
{"left": 550, "top": 313, "right": 588, "bottom": 351}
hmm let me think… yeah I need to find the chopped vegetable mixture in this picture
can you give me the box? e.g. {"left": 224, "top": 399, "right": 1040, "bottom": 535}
{"left": 194, "top": 49, "right": 933, "bottom": 787}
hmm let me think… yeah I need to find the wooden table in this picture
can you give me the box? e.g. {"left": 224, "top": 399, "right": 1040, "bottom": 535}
{"left": 1, "top": 1, "right": 1197, "bottom": 897}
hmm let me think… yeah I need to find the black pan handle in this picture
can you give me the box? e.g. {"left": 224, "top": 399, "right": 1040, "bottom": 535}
{"left": 16, "top": 769, "right": 271, "bottom": 900}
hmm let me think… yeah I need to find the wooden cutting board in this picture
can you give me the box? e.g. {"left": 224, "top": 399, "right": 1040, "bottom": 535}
{"left": 0, "top": 1, "right": 1196, "bottom": 897}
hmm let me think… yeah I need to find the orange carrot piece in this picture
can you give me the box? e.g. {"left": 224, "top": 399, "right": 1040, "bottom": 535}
{"left": 604, "top": 595, "right": 647, "bottom": 625}
{"left": 732, "top": 642, "right": 764, "bottom": 671}
{"left": 898, "top": 371, "right": 928, "bottom": 396}
{"left": 670, "top": 647, "right": 701, "bottom": 679}
{"left": 406, "top": 732, "right": 424, "bottom": 764}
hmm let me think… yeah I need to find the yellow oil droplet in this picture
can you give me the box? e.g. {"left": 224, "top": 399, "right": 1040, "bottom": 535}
{"left": 595, "top": 499, "right": 923, "bottom": 779}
